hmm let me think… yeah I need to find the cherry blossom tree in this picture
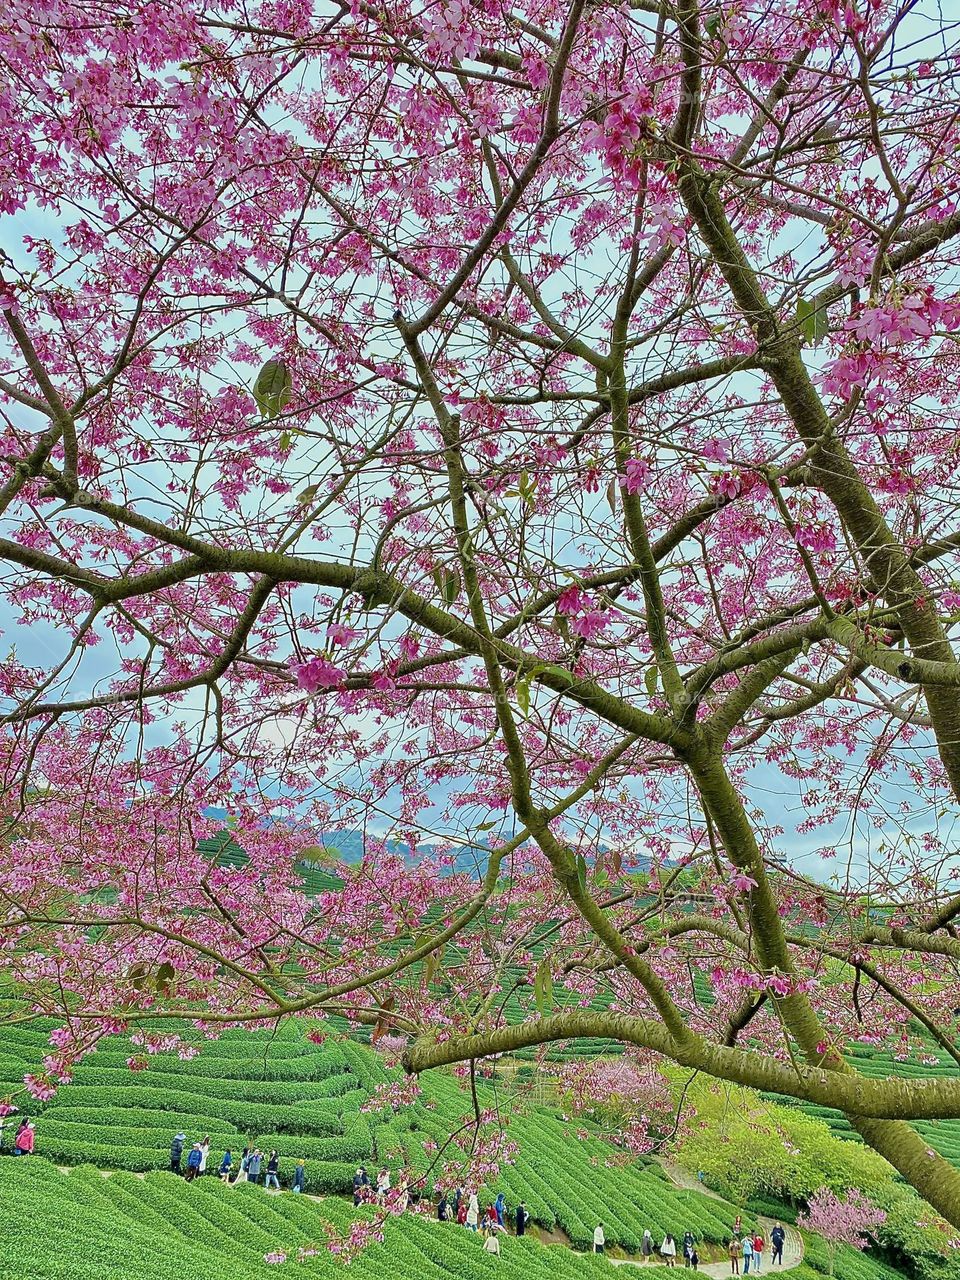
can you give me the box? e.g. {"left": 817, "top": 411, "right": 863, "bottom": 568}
{"left": 800, "top": 1187, "right": 887, "bottom": 1277}
{"left": 4, "top": 0, "right": 960, "bottom": 1227}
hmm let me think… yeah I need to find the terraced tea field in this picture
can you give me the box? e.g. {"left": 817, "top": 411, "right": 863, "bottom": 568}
{"left": 0, "top": 1019, "right": 739, "bottom": 1252}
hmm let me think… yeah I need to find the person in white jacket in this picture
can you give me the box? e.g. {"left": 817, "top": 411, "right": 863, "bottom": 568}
{"left": 661, "top": 1233, "right": 678, "bottom": 1266}
{"left": 466, "top": 1192, "right": 480, "bottom": 1231}
{"left": 594, "top": 1223, "right": 605, "bottom": 1254}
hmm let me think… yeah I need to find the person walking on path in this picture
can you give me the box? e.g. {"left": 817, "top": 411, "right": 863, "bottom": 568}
{"left": 742, "top": 1234, "right": 754, "bottom": 1274}
{"left": 641, "top": 1229, "right": 654, "bottom": 1262}
{"left": 753, "top": 1233, "right": 765, "bottom": 1273}
{"left": 729, "top": 1237, "right": 742, "bottom": 1276}
{"left": 457, "top": 1198, "right": 468, "bottom": 1226}
{"left": 185, "top": 1143, "right": 203, "bottom": 1182}
{"left": 170, "top": 1132, "right": 185, "bottom": 1175}
{"left": 771, "top": 1224, "right": 785, "bottom": 1266}
{"left": 198, "top": 1136, "right": 210, "bottom": 1175}
{"left": 515, "top": 1202, "right": 527, "bottom": 1237}
{"left": 466, "top": 1193, "right": 479, "bottom": 1232}
{"left": 683, "top": 1231, "right": 696, "bottom": 1268}
{"left": 594, "top": 1224, "right": 605, "bottom": 1255}
{"left": 661, "top": 1234, "right": 677, "bottom": 1267}
{"left": 292, "top": 1160, "right": 306, "bottom": 1193}
{"left": 689, "top": 1248, "right": 699, "bottom": 1272}
{"left": 264, "top": 1150, "right": 280, "bottom": 1190}
{"left": 495, "top": 1192, "right": 506, "bottom": 1227}
{"left": 218, "top": 1150, "right": 232, "bottom": 1181}
{"left": 232, "top": 1148, "right": 249, "bottom": 1186}
{"left": 247, "top": 1149, "right": 262, "bottom": 1185}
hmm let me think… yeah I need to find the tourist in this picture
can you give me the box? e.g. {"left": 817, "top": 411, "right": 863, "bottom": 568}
{"left": 247, "top": 1149, "right": 263, "bottom": 1185}
{"left": 690, "top": 1247, "right": 700, "bottom": 1272}
{"left": 457, "top": 1197, "right": 468, "bottom": 1226}
{"left": 185, "top": 1143, "right": 203, "bottom": 1182}
{"left": 218, "top": 1149, "right": 232, "bottom": 1181}
{"left": 466, "top": 1192, "right": 479, "bottom": 1231}
{"left": 661, "top": 1233, "right": 677, "bottom": 1267}
{"left": 170, "top": 1132, "right": 185, "bottom": 1175}
{"left": 683, "top": 1230, "right": 696, "bottom": 1267}
{"left": 515, "top": 1202, "right": 527, "bottom": 1237}
{"left": 753, "top": 1232, "right": 764, "bottom": 1273}
{"left": 453, "top": 1185, "right": 463, "bottom": 1216}
{"left": 233, "top": 1148, "right": 250, "bottom": 1186}
{"left": 376, "top": 1167, "right": 390, "bottom": 1198}
{"left": 495, "top": 1191, "right": 506, "bottom": 1227}
{"left": 642, "top": 1229, "right": 654, "bottom": 1262}
{"left": 437, "top": 1192, "right": 449, "bottom": 1221}
{"left": 771, "top": 1224, "right": 785, "bottom": 1266}
{"left": 198, "top": 1135, "right": 210, "bottom": 1175}
{"left": 359, "top": 1165, "right": 369, "bottom": 1189}
{"left": 728, "top": 1237, "right": 742, "bottom": 1275}
{"left": 292, "top": 1160, "right": 306, "bottom": 1193}
{"left": 353, "top": 1168, "right": 365, "bottom": 1205}
{"left": 264, "top": 1150, "right": 280, "bottom": 1190}
{"left": 397, "top": 1178, "right": 410, "bottom": 1213}
{"left": 594, "top": 1223, "right": 606, "bottom": 1255}
{"left": 483, "top": 1227, "right": 501, "bottom": 1257}
{"left": 742, "top": 1233, "right": 754, "bottom": 1274}
{"left": 485, "top": 1204, "right": 498, "bottom": 1230}
{"left": 734, "top": 1214, "right": 742, "bottom": 1237}
{"left": 14, "top": 1121, "right": 34, "bottom": 1156}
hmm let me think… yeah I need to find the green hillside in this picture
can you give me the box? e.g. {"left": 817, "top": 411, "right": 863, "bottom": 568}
{"left": 0, "top": 1154, "right": 905, "bottom": 1280}
{"left": 0, "top": 1019, "right": 738, "bottom": 1252}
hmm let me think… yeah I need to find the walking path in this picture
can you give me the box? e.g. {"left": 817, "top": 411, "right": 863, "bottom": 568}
{"left": 605, "top": 1160, "right": 803, "bottom": 1277}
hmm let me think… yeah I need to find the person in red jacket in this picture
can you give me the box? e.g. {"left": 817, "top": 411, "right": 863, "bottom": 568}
{"left": 14, "top": 1121, "right": 34, "bottom": 1155}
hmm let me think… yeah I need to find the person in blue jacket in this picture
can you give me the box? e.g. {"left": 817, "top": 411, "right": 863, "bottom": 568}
{"left": 495, "top": 1192, "right": 506, "bottom": 1227}
{"left": 185, "top": 1143, "right": 203, "bottom": 1182}
{"left": 293, "top": 1160, "right": 306, "bottom": 1193}
{"left": 218, "top": 1150, "right": 233, "bottom": 1181}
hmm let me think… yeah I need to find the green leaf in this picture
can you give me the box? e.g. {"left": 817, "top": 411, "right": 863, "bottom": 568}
{"left": 533, "top": 958, "right": 553, "bottom": 1015}
{"left": 795, "top": 297, "right": 830, "bottom": 345}
{"left": 252, "top": 358, "right": 292, "bottom": 420}
{"left": 576, "top": 853, "right": 588, "bottom": 895}
{"left": 432, "top": 565, "right": 461, "bottom": 605}
{"left": 644, "top": 665, "right": 659, "bottom": 697}
{"left": 517, "top": 674, "right": 531, "bottom": 717}
{"left": 155, "top": 962, "right": 176, "bottom": 994}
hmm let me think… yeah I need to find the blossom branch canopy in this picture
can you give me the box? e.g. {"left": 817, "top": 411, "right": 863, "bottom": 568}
{"left": 3, "top": 0, "right": 960, "bottom": 1226}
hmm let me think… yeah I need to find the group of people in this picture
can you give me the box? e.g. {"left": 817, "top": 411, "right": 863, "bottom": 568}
{"left": 727, "top": 1217, "right": 788, "bottom": 1274}
{"left": 170, "top": 1133, "right": 306, "bottom": 1193}
{"left": 419, "top": 1181, "right": 790, "bottom": 1274}
{"left": 634, "top": 1230, "right": 696, "bottom": 1268}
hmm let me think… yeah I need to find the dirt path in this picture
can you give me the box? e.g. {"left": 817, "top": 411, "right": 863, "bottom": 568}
{"left": 605, "top": 1160, "right": 803, "bottom": 1277}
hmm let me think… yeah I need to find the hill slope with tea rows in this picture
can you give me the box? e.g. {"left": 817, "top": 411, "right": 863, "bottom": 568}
{"left": 0, "top": 1018, "right": 737, "bottom": 1253}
